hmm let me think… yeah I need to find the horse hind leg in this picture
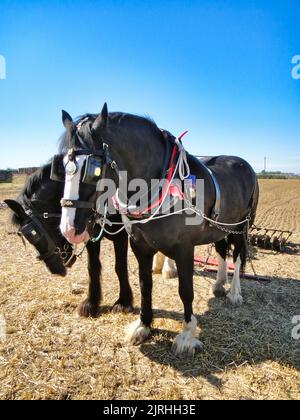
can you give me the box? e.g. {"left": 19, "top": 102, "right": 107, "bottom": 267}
{"left": 227, "top": 257, "right": 243, "bottom": 306}
{"left": 152, "top": 252, "right": 165, "bottom": 274}
{"left": 162, "top": 257, "right": 177, "bottom": 279}
{"left": 213, "top": 239, "right": 228, "bottom": 298}
{"left": 153, "top": 253, "right": 178, "bottom": 279}
{"left": 227, "top": 235, "right": 247, "bottom": 306}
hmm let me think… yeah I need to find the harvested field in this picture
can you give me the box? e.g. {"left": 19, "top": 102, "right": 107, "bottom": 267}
{"left": 0, "top": 178, "right": 299, "bottom": 400}
{"left": 255, "top": 180, "right": 300, "bottom": 242}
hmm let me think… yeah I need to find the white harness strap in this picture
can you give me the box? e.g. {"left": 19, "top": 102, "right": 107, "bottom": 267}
{"left": 175, "top": 137, "right": 190, "bottom": 181}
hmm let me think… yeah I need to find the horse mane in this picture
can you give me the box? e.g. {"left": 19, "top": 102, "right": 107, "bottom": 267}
{"left": 10, "top": 164, "right": 52, "bottom": 227}
{"left": 58, "top": 112, "right": 161, "bottom": 153}
{"left": 21, "top": 164, "right": 51, "bottom": 203}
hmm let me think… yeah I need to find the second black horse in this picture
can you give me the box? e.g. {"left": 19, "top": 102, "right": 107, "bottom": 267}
{"left": 5, "top": 162, "right": 133, "bottom": 317}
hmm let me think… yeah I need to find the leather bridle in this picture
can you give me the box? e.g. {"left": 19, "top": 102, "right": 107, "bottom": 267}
{"left": 60, "top": 144, "right": 115, "bottom": 210}
{"left": 60, "top": 129, "right": 177, "bottom": 218}
{"left": 18, "top": 201, "right": 74, "bottom": 265}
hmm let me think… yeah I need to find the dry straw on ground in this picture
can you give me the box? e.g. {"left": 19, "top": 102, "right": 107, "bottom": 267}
{"left": 0, "top": 178, "right": 299, "bottom": 400}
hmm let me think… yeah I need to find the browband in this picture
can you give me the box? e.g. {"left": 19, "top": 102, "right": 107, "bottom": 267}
{"left": 60, "top": 198, "right": 95, "bottom": 209}
{"left": 68, "top": 149, "right": 104, "bottom": 157}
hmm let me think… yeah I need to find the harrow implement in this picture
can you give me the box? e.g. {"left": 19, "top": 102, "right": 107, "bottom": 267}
{"left": 249, "top": 225, "right": 294, "bottom": 252}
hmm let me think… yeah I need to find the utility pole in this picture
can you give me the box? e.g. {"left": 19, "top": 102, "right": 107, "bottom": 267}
{"left": 264, "top": 156, "right": 267, "bottom": 173}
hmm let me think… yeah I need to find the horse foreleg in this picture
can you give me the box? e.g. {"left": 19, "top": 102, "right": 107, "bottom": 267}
{"left": 172, "top": 246, "right": 203, "bottom": 355}
{"left": 125, "top": 239, "right": 154, "bottom": 345}
{"left": 111, "top": 231, "right": 133, "bottom": 313}
{"left": 78, "top": 241, "right": 101, "bottom": 318}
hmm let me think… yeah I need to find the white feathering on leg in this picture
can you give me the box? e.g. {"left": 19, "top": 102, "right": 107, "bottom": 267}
{"left": 213, "top": 253, "right": 228, "bottom": 297}
{"left": 125, "top": 318, "right": 150, "bottom": 345}
{"left": 227, "top": 256, "right": 243, "bottom": 306}
{"left": 152, "top": 252, "right": 165, "bottom": 274}
{"left": 162, "top": 258, "right": 178, "bottom": 279}
{"left": 172, "top": 315, "right": 203, "bottom": 355}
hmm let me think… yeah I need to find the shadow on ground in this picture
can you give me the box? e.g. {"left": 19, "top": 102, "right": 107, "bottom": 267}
{"left": 137, "top": 274, "right": 300, "bottom": 385}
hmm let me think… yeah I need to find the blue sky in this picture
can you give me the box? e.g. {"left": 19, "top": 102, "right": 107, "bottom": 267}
{"left": 0, "top": 0, "right": 299, "bottom": 173}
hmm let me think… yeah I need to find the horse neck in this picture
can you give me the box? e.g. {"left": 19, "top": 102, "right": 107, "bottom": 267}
{"left": 107, "top": 127, "right": 166, "bottom": 183}
{"left": 25, "top": 178, "right": 61, "bottom": 211}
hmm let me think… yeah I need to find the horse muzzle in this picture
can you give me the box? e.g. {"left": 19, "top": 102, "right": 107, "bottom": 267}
{"left": 61, "top": 226, "right": 90, "bottom": 244}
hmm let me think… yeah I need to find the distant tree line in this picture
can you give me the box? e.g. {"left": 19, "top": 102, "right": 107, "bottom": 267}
{"left": 257, "top": 171, "right": 300, "bottom": 179}
{"left": 0, "top": 167, "right": 40, "bottom": 183}
{"left": 0, "top": 170, "right": 12, "bottom": 183}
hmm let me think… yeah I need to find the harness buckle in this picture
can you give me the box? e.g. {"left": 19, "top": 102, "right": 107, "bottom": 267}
{"left": 110, "top": 161, "right": 117, "bottom": 170}
{"left": 43, "top": 212, "right": 49, "bottom": 219}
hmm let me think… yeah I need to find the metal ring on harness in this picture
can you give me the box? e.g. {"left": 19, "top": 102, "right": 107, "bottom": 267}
{"left": 17, "top": 203, "right": 75, "bottom": 266}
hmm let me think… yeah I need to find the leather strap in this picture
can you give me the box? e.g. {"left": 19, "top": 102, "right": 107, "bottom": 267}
{"left": 60, "top": 198, "right": 95, "bottom": 209}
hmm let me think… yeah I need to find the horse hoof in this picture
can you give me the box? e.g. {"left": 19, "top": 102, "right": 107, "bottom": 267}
{"left": 213, "top": 285, "right": 227, "bottom": 298}
{"left": 125, "top": 319, "right": 150, "bottom": 345}
{"left": 78, "top": 300, "right": 100, "bottom": 318}
{"left": 111, "top": 303, "right": 133, "bottom": 313}
{"left": 172, "top": 334, "right": 203, "bottom": 356}
{"left": 227, "top": 292, "right": 243, "bottom": 306}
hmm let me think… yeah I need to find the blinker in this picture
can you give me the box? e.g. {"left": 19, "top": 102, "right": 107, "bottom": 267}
{"left": 82, "top": 155, "right": 102, "bottom": 185}
{"left": 20, "top": 222, "right": 42, "bottom": 245}
{"left": 51, "top": 145, "right": 105, "bottom": 188}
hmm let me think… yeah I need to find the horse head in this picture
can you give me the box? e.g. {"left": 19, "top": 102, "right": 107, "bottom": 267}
{"left": 5, "top": 164, "right": 76, "bottom": 276}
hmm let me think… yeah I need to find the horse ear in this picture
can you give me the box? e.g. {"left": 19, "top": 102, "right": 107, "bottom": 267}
{"left": 101, "top": 102, "right": 108, "bottom": 122}
{"left": 92, "top": 102, "right": 108, "bottom": 135}
{"left": 4, "top": 199, "right": 27, "bottom": 220}
{"left": 62, "top": 110, "right": 74, "bottom": 131}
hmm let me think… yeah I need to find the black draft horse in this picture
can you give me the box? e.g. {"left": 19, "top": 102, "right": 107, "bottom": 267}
{"left": 58, "top": 104, "right": 259, "bottom": 355}
{"left": 5, "top": 163, "right": 133, "bottom": 317}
